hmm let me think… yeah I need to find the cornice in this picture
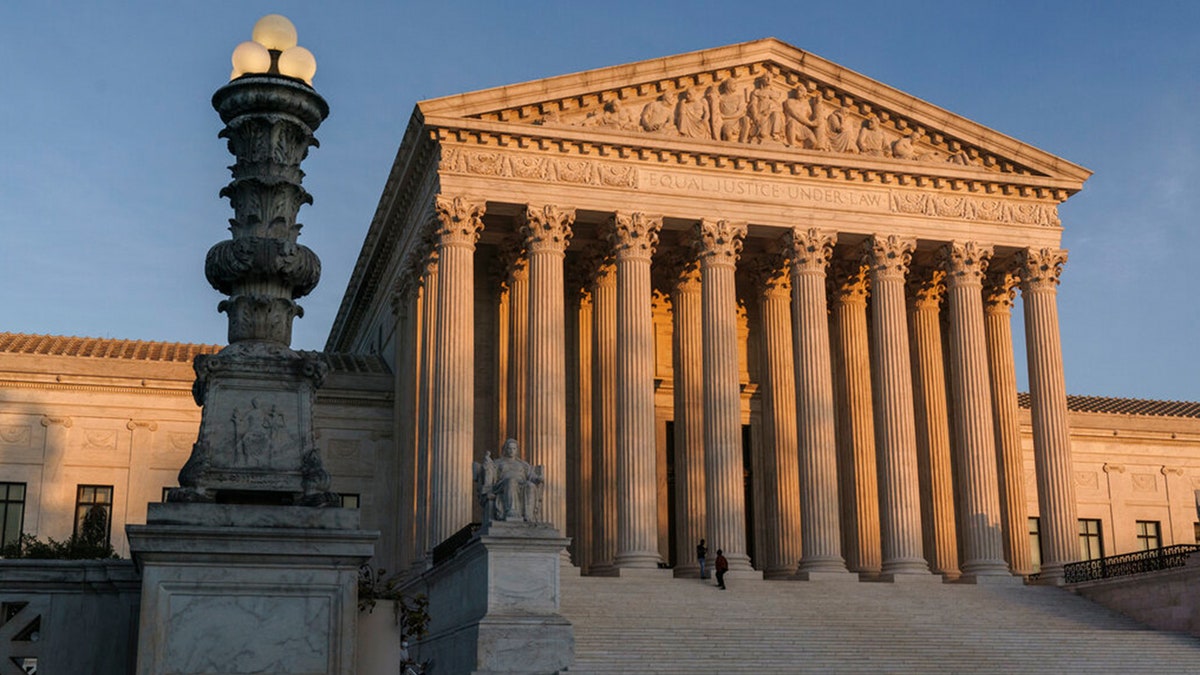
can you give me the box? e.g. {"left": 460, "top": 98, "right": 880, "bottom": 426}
{"left": 0, "top": 378, "right": 195, "bottom": 397}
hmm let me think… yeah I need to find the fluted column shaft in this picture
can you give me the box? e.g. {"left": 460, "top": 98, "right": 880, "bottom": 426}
{"left": 789, "top": 229, "right": 848, "bottom": 574}
{"left": 413, "top": 250, "right": 438, "bottom": 565}
{"left": 505, "top": 250, "right": 530, "bottom": 447}
{"left": 573, "top": 292, "right": 595, "bottom": 571}
{"left": 1018, "top": 248, "right": 1079, "bottom": 581}
{"left": 863, "top": 235, "right": 930, "bottom": 576}
{"left": 829, "top": 261, "right": 881, "bottom": 574}
{"left": 591, "top": 262, "right": 617, "bottom": 572}
{"left": 393, "top": 264, "right": 420, "bottom": 572}
{"left": 612, "top": 213, "right": 664, "bottom": 568}
{"left": 984, "top": 268, "right": 1033, "bottom": 575}
{"left": 941, "top": 242, "right": 1009, "bottom": 576}
{"left": 521, "top": 204, "right": 575, "bottom": 535}
{"left": 753, "top": 257, "right": 802, "bottom": 577}
{"left": 698, "top": 219, "right": 752, "bottom": 571}
{"left": 670, "top": 261, "right": 706, "bottom": 577}
{"left": 906, "top": 268, "right": 959, "bottom": 578}
{"left": 428, "top": 197, "right": 484, "bottom": 546}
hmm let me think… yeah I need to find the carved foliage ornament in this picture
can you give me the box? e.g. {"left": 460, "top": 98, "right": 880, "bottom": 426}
{"left": 1016, "top": 247, "right": 1067, "bottom": 291}
{"left": 747, "top": 252, "right": 791, "bottom": 297}
{"left": 827, "top": 259, "right": 871, "bottom": 303}
{"left": 906, "top": 268, "right": 946, "bottom": 309}
{"left": 609, "top": 212, "right": 662, "bottom": 260}
{"left": 695, "top": 219, "right": 746, "bottom": 265}
{"left": 433, "top": 195, "right": 486, "bottom": 248}
{"left": 862, "top": 235, "right": 915, "bottom": 280}
{"left": 787, "top": 228, "right": 837, "bottom": 275}
{"left": 982, "top": 268, "right": 1019, "bottom": 311}
{"left": 938, "top": 241, "right": 993, "bottom": 287}
{"left": 520, "top": 204, "right": 576, "bottom": 253}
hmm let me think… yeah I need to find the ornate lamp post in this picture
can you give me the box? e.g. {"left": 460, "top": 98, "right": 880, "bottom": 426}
{"left": 171, "top": 14, "right": 336, "bottom": 506}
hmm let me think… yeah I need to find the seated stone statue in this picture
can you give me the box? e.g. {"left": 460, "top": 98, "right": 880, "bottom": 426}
{"left": 473, "top": 439, "right": 544, "bottom": 523}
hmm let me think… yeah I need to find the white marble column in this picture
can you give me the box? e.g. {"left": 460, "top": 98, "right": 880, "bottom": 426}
{"left": 1017, "top": 247, "right": 1079, "bottom": 582}
{"left": 413, "top": 244, "right": 438, "bottom": 568}
{"left": 521, "top": 204, "right": 575, "bottom": 536}
{"left": 570, "top": 285, "right": 595, "bottom": 571}
{"left": 983, "top": 266, "right": 1033, "bottom": 575}
{"left": 863, "top": 235, "right": 931, "bottom": 577}
{"left": 610, "top": 212, "right": 664, "bottom": 568}
{"left": 590, "top": 258, "right": 618, "bottom": 574}
{"left": 788, "top": 228, "right": 850, "bottom": 576}
{"left": 668, "top": 255, "right": 707, "bottom": 578}
{"left": 940, "top": 241, "right": 1010, "bottom": 578}
{"left": 504, "top": 243, "right": 530, "bottom": 448}
{"left": 428, "top": 196, "right": 485, "bottom": 547}
{"left": 751, "top": 254, "right": 802, "bottom": 578}
{"left": 905, "top": 267, "right": 959, "bottom": 578}
{"left": 392, "top": 258, "right": 420, "bottom": 572}
{"left": 828, "top": 260, "right": 881, "bottom": 575}
{"left": 697, "top": 218, "right": 752, "bottom": 571}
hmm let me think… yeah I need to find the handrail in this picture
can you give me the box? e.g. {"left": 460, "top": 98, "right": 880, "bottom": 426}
{"left": 1063, "top": 544, "right": 1200, "bottom": 584}
{"left": 431, "top": 522, "right": 481, "bottom": 566}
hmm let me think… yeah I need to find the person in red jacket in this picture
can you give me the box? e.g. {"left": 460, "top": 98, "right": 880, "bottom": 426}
{"left": 715, "top": 549, "right": 729, "bottom": 590}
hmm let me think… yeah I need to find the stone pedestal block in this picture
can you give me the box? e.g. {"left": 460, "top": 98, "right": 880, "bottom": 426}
{"left": 127, "top": 503, "right": 376, "bottom": 675}
{"left": 414, "top": 521, "right": 573, "bottom": 674}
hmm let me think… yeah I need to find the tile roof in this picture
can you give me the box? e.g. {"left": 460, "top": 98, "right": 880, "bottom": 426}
{"left": 0, "top": 332, "right": 221, "bottom": 362}
{"left": 1017, "top": 392, "right": 1200, "bottom": 419}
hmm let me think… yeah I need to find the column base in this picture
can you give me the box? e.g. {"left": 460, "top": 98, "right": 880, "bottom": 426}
{"left": 127, "top": 503, "right": 376, "bottom": 675}
{"left": 954, "top": 572, "right": 1024, "bottom": 586}
{"left": 614, "top": 567, "right": 674, "bottom": 580}
{"left": 872, "top": 571, "right": 942, "bottom": 584}
{"left": 793, "top": 570, "right": 858, "bottom": 582}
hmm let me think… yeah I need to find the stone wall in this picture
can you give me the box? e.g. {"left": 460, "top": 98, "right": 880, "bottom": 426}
{"left": 1071, "top": 555, "right": 1200, "bottom": 637}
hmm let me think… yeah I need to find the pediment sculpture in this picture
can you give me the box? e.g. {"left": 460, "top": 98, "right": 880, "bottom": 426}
{"left": 473, "top": 439, "right": 545, "bottom": 524}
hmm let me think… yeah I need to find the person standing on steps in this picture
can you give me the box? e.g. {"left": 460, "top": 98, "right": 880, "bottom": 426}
{"left": 715, "top": 549, "right": 729, "bottom": 590}
{"left": 696, "top": 539, "right": 708, "bottom": 579}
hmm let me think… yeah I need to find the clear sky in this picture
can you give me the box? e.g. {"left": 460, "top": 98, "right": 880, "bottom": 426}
{"left": 1, "top": 1, "right": 1197, "bottom": 401}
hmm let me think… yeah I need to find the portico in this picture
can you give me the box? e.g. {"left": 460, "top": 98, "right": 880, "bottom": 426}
{"left": 328, "top": 38, "right": 1090, "bottom": 583}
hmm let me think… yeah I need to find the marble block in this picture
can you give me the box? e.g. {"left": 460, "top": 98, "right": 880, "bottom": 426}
{"left": 127, "top": 503, "right": 377, "bottom": 675}
{"left": 412, "top": 521, "right": 573, "bottom": 674}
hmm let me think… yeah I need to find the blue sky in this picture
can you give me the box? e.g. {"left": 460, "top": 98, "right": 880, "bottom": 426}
{"left": 1, "top": 2, "right": 1197, "bottom": 401}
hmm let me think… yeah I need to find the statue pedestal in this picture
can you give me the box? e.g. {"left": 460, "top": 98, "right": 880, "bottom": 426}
{"left": 414, "top": 521, "right": 573, "bottom": 674}
{"left": 127, "top": 503, "right": 376, "bottom": 675}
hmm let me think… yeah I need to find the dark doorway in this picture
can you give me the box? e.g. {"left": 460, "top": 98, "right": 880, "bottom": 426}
{"left": 743, "top": 423, "right": 754, "bottom": 568}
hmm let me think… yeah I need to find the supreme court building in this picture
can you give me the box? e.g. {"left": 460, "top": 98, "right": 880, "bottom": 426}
{"left": 325, "top": 38, "right": 1094, "bottom": 583}
{"left": 5, "top": 39, "right": 1200, "bottom": 589}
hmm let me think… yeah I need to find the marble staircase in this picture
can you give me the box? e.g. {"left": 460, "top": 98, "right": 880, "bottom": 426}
{"left": 560, "top": 572, "right": 1200, "bottom": 673}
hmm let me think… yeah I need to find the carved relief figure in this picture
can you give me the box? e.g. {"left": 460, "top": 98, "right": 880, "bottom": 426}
{"left": 891, "top": 129, "right": 922, "bottom": 160}
{"left": 232, "top": 398, "right": 270, "bottom": 465}
{"left": 711, "top": 78, "right": 749, "bottom": 142}
{"left": 808, "top": 93, "right": 834, "bottom": 151}
{"left": 640, "top": 91, "right": 678, "bottom": 134}
{"left": 675, "top": 88, "right": 710, "bottom": 139}
{"left": 473, "top": 439, "right": 544, "bottom": 523}
{"left": 584, "top": 100, "right": 636, "bottom": 130}
{"left": 827, "top": 106, "right": 860, "bottom": 154}
{"left": 856, "top": 115, "right": 886, "bottom": 156}
{"left": 746, "top": 74, "right": 785, "bottom": 144}
{"left": 783, "top": 88, "right": 816, "bottom": 148}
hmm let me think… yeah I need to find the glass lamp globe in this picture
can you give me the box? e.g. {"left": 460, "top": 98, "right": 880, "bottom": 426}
{"left": 252, "top": 14, "right": 298, "bottom": 51}
{"left": 278, "top": 46, "right": 317, "bottom": 85}
{"left": 230, "top": 40, "right": 272, "bottom": 79}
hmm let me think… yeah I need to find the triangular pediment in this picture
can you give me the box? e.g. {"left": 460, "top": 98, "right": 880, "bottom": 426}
{"left": 418, "top": 38, "right": 1090, "bottom": 187}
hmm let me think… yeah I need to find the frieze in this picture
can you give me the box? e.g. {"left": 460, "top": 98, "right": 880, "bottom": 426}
{"left": 0, "top": 425, "right": 31, "bottom": 446}
{"left": 439, "top": 146, "right": 1060, "bottom": 228}
{"left": 476, "top": 64, "right": 1037, "bottom": 177}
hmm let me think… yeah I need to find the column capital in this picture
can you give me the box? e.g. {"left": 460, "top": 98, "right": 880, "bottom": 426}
{"left": 500, "top": 237, "right": 529, "bottom": 283}
{"left": 828, "top": 258, "right": 871, "bottom": 305}
{"left": 982, "top": 267, "right": 1019, "bottom": 313}
{"left": 608, "top": 212, "right": 662, "bottom": 261}
{"left": 938, "top": 241, "right": 993, "bottom": 287}
{"left": 520, "top": 204, "right": 575, "bottom": 254}
{"left": 787, "top": 228, "right": 838, "bottom": 275}
{"left": 905, "top": 267, "right": 945, "bottom": 310}
{"left": 747, "top": 253, "right": 791, "bottom": 299}
{"left": 1016, "top": 247, "right": 1067, "bottom": 292}
{"left": 658, "top": 248, "right": 702, "bottom": 295}
{"left": 433, "top": 195, "right": 486, "bottom": 249}
{"left": 861, "top": 235, "right": 916, "bottom": 281}
{"left": 695, "top": 219, "right": 746, "bottom": 267}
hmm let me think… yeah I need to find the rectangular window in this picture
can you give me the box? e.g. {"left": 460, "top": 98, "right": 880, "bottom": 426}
{"left": 0, "top": 482, "right": 26, "bottom": 549}
{"left": 1078, "top": 519, "right": 1103, "bottom": 560}
{"left": 1135, "top": 520, "right": 1161, "bottom": 551}
{"left": 1194, "top": 522, "right": 1199, "bottom": 544}
{"left": 1028, "top": 517, "right": 1042, "bottom": 573}
{"left": 339, "top": 493, "right": 360, "bottom": 509}
{"left": 74, "top": 485, "right": 113, "bottom": 545}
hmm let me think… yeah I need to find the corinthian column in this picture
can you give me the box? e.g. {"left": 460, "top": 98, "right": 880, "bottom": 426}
{"left": 427, "top": 196, "right": 485, "bottom": 546}
{"left": 862, "top": 235, "right": 930, "bottom": 577}
{"left": 829, "top": 259, "right": 881, "bottom": 575}
{"left": 413, "top": 245, "right": 437, "bottom": 567}
{"left": 504, "top": 242, "right": 530, "bottom": 448}
{"left": 788, "top": 229, "right": 850, "bottom": 577}
{"left": 940, "top": 241, "right": 1010, "bottom": 578}
{"left": 1017, "top": 247, "right": 1079, "bottom": 583}
{"left": 590, "top": 258, "right": 618, "bottom": 574}
{"left": 983, "top": 266, "right": 1033, "bottom": 575}
{"left": 521, "top": 204, "right": 575, "bottom": 535}
{"left": 610, "top": 212, "right": 664, "bottom": 568}
{"left": 906, "top": 266, "right": 959, "bottom": 578}
{"left": 750, "top": 254, "right": 802, "bottom": 578}
{"left": 667, "top": 254, "right": 706, "bottom": 578}
{"left": 696, "top": 219, "right": 752, "bottom": 572}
